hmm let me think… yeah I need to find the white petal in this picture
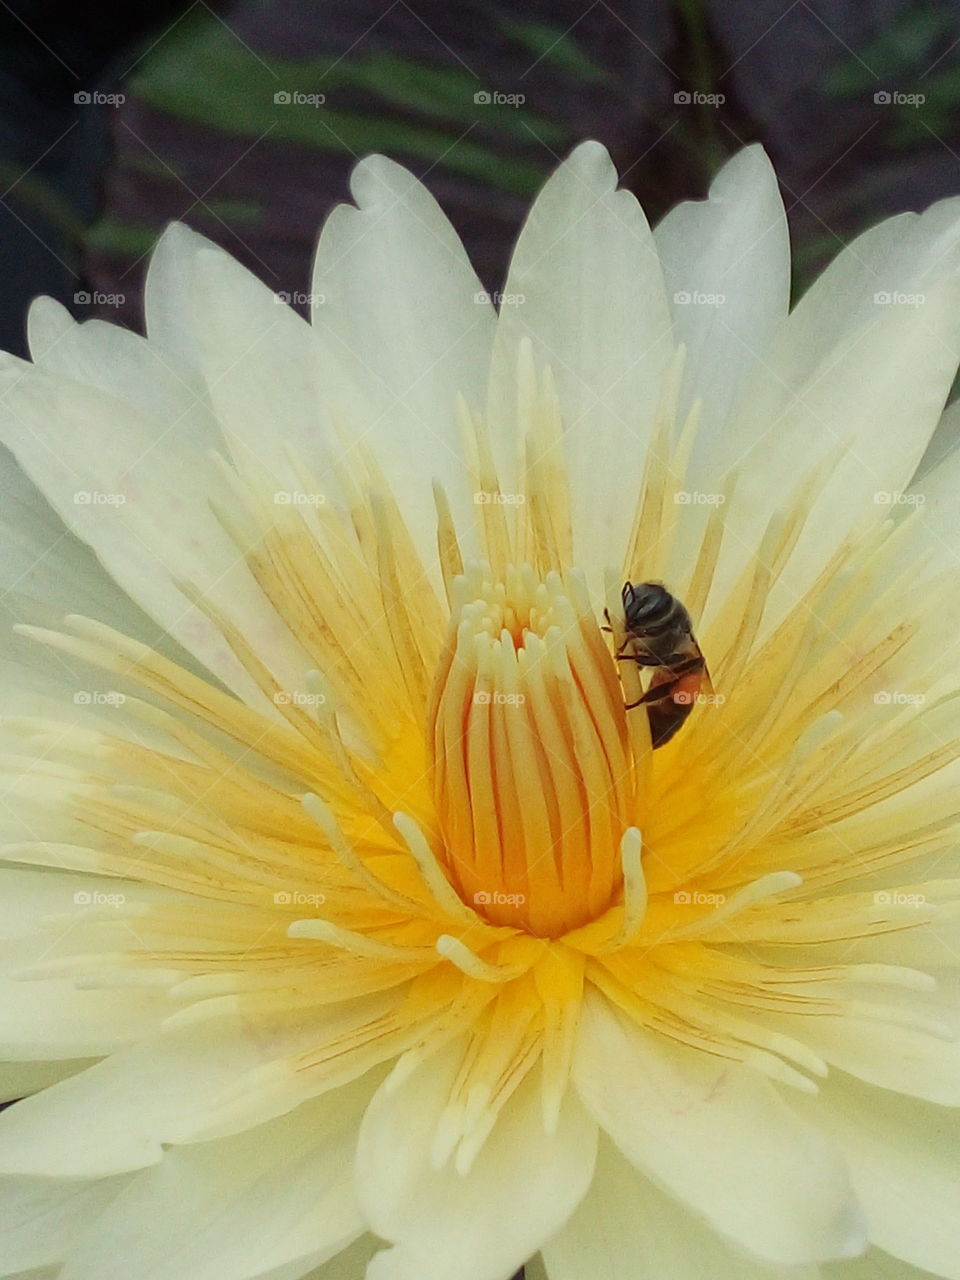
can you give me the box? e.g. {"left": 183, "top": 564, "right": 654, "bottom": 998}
{"left": 822, "top": 1249, "right": 945, "bottom": 1279}
{"left": 0, "top": 352, "right": 302, "bottom": 703}
{"left": 0, "top": 1010, "right": 378, "bottom": 1177}
{"left": 487, "top": 140, "right": 673, "bottom": 582}
{"left": 2, "top": 1269, "right": 60, "bottom": 1280}
{"left": 792, "top": 1072, "right": 960, "bottom": 1279}
{"left": 573, "top": 991, "right": 865, "bottom": 1264}
{"left": 703, "top": 198, "right": 960, "bottom": 637}
{"left": 0, "top": 1174, "right": 128, "bottom": 1277}
{"left": 26, "top": 298, "right": 216, "bottom": 453}
{"left": 0, "top": 444, "right": 162, "bottom": 643}
{"left": 0, "top": 870, "right": 187, "bottom": 999}
{"left": 312, "top": 155, "right": 496, "bottom": 564}
{"left": 0, "top": 445, "right": 205, "bottom": 733}
{"left": 0, "top": 978, "right": 164, "bottom": 1060}
{"left": 357, "top": 1043, "right": 597, "bottom": 1280}
{"left": 143, "top": 222, "right": 211, "bottom": 369}
{"left": 542, "top": 1137, "right": 820, "bottom": 1280}
{"left": 0, "top": 869, "right": 155, "bottom": 944}
{"left": 294, "top": 1236, "right": 379, "bottom": 1280}
{"left": 754, "top": 1007, "right": 960, "bottom": 1105}
{"left": 913, "top": 394, "right": 960, "bottom": 482}
{"left": 0, "top": 1059, "right": 93, "bottom": 1104}
{"left": 184, "top": 244, "right": 356, "bottom": 505}
{"left": 655, "top": 144, "right": 789, "bottom": 460}
{"left": 906, "top": 409, "right": 960, "bottom": 568}
{"left": 59, "top": 1077, "right": 375, "bottom": 1280}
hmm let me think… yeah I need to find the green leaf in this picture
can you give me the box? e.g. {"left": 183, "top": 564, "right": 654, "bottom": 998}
{"left": 127, "top": 8, "right": 561, "bottom": 195}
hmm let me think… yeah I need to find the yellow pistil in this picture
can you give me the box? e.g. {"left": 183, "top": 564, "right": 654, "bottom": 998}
{"left": 428, "top": 562, "right": 637, "bottom": 935}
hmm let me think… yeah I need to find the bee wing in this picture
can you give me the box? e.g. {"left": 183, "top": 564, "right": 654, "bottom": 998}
{"left": 700, "top": 662, "right": 714, "bottom": 697}
{"left": 691, "top": 638, "right": 714, "bottom": 697}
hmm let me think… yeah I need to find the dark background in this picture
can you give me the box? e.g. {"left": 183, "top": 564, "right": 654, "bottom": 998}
{"left": 2, "top": 0, "right": 960, "bottom": 357}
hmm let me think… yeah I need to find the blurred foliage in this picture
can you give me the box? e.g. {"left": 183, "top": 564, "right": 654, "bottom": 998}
{"left": 825, "top": 5, "right": 959, "bottom": 144}
{"left": 6, "top": 0, "right": 960, "bottom": 346}
{"left": 128, "top": 10, "right": 568, "bottom": 191}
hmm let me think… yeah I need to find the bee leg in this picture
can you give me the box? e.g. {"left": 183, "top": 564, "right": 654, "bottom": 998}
{"left": 623, "top": 695, "right": 651, "bottom": 710}
{"left": 625, "top": 683, "right": 679, "bottom": 712}
{"left": 636, "top": 679, "right": 681, "bottom": 706}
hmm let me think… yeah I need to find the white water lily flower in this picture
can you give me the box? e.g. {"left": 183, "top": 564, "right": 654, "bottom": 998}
{"left": 1, "top": 140, "right": 960, "bottom": 1280}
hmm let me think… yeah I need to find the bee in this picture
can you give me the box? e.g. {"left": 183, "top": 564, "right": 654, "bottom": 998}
{"left": 605, "top": 581, "right": 711, "bottom": 748}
